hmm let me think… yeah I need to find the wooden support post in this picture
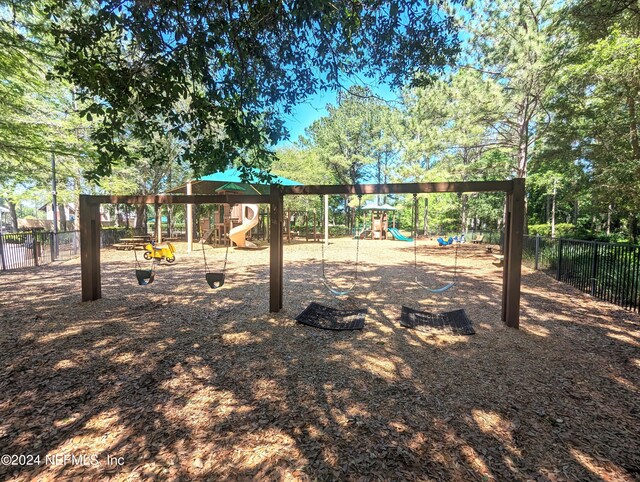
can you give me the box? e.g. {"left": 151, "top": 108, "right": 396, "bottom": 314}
{"left": 503, "top": 178, "right": 525, "bottom": 328}
{"left": 155, "top": 204, "right": 162, "bottom": 243}
{"left": 186, "top": 181, "right": 193, "bottom": 252}
{"left": 324, "top": 195, "right": 329, "bottom": 246}
{"left": 501, "top": 194, "right": 511, "bottom": 323}
{"left": 80, "top": 195, "right": 102, "bottom": 301}
{"left": 270, "top": 186, "right": 284, "bottom": 312}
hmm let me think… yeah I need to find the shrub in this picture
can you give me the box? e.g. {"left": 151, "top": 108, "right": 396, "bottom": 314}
{"left": 528, "top": 223, "right": 575, "bottom": 237}
{"left": 528, "top": 224, "right": 551, "bottom": 236}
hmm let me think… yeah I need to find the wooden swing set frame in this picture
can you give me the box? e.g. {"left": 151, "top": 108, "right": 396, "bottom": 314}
{"left": 79, "top": 178, "right": 525, "bottom": 328}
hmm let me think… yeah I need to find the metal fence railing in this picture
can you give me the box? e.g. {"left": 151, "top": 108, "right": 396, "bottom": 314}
{"left": 556, "top": 239, "right": 640, "bottom": 312}
{"left": 0, "top": 228, "right": 145, "bottom": 272}
{"left": 0, "top": 230, "right": 56, "bottom": 270}
{"left": 473, "top": 233, "right": 639, "bottom": 312}
{"left": 522, "top": 234, "right": 559, "bottom": 272}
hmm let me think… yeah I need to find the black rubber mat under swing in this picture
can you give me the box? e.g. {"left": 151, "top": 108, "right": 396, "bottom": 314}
{"left": 296, "top": 302, "right": 367, "bottom": 331}
{"left": 399, "top": 306, "right": 475, "bottom": 335}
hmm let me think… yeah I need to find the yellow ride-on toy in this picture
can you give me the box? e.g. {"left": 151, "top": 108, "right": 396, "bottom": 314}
{"left": 143, "top": 242, "right": 176, "bottom": 263}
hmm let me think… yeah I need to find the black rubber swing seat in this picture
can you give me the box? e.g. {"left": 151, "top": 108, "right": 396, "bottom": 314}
{"left": 135, "top": 269, "right": 155, "bottom": 286}
{"left": 206, "top": 272, "right": 225, "bottom": 289}
{"left": 296, "top": 302, "right": 367, "bottom": 330}
{"left": 399, "top": 306, "right": 475, "bottom": 335}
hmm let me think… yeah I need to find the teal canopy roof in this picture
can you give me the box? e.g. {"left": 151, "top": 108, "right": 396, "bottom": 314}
{"left": 199, "top": 167, "right": 302, "bottom": 186}
{"left": 361, "top": 202, "right": 397, "bottom": 211}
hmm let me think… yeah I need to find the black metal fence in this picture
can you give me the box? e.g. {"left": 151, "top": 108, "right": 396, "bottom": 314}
{"left": 520, "top": 235, "right": 639, "bottom": 312}
{"left": 470, "top": 232, "right": 639, "bottom": 311}
{"left": 0, "top": 228, "right": 142, "bottom": 271}
{"left": 522, "top": 235, "right": 559, "bottom": 272}
{"left": 556, "top": 239, "right": 640, "bottom": 311}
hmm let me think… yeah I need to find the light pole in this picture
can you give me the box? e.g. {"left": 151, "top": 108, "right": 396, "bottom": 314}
{"left": 51, "top": 151, "right": 59, "bottom": 259}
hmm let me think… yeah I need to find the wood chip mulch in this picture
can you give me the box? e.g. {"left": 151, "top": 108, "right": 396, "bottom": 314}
{"left": 0, "top": 239, "right": 639, "bottom": 481}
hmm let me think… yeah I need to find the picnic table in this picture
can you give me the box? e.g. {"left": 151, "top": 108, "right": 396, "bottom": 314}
{"left": 113, "top": 236, "right": 153, "bottom": 251}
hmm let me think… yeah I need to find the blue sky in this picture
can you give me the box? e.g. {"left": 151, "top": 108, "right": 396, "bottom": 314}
{"left": 277, "top": 80, "right": 401, "bottom": 146}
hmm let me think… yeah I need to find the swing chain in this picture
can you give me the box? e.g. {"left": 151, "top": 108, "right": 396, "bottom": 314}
{"left": 201, "top": 236, "right": 230, "bottom": 274}
{"left": 412, "top": 192, "right": 458, "bottom": 293}
{"left": 320, "top": 194, "right": 361, "bottom": 295}
{"left": 134, "top": 245, "right": 156, "bottom": 270}
{"left": 354, "top": 194, "right": 362, "bottom": 279}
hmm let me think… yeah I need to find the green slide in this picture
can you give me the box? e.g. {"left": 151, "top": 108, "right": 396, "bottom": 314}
{"left": 388, "top": 228, "right": 413, "bottom": 242}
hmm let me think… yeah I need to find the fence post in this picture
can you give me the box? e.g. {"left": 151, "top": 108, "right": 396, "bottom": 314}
{"left": 0, "top": 234, "right": 5, "bottom": 271}
{"left": 590, "top": 241, "right": 598, "bottom": 296}
{"left": 556, "top": 238, "right": 563, "bottom": 281}
{"left": 32, "top": 229, "right": 39, "bottom": 267}
{"left": 50, "top": 232, "right": 55, "bottom": 261}
{"left": 535, "top": 234, "right": 540, "bottom": 270}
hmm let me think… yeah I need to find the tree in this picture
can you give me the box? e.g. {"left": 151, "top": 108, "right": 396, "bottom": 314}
{"left": 302, "top": 86, "right": 404, "bottom": 228}
{"left": 542, "top": 0, "right": 640, "bottom": 240}
{"left": 45, "top": 0, "right": 461, "bottom": 180}
{"left": 0, "top": 2, "right": 92, "bottom": 230}
{"left": 462, "top": 0, "right": 563, "bottom": 179}
{"left": 401, "top": 69, "right": 509, "bottom": 234}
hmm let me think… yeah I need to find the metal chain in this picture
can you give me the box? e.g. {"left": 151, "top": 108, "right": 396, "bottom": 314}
{"left": 201, "top": 236, "right": 230, "bottom": 274}
{"left": 413, "top": 193, "right": 457, "bottom": 292}
{"left": 320, "top": 194, "right": 361, "bottom": 294}
{"left": 134, "top": 246, "right": 156, "bottom": 273}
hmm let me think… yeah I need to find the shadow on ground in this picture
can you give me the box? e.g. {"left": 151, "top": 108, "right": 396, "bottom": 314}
{"left": 0, "top": 242, "right": 638, "bottom": 480}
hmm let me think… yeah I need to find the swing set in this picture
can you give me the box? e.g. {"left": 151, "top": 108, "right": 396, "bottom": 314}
{"left": 318, "top": 192, "right": 459, "bottom": 297}
{"left": 79, "top": 179, "right": 525, "bottom": 328}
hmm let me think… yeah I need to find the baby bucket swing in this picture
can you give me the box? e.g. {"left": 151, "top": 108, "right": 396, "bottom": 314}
{"left": 200, "top": 238, "right": 229, "bottom": 289}
{"left": 412, "top": 193, "right": 459, "bottom": 293}
{"left": 320, "top": 195, "right": 362, "bottom": 296}
{"left": 134, "top": 248, "right": 156, "bottom": 285}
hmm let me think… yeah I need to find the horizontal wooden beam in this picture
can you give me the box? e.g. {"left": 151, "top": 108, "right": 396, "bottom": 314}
{"left": 85, "top": 180, "right": 517, "bottom": 205}
{"left": 87, "top": 194, "right": 271, "bottom": 205}
{"left": 281, "top": 181, "right": 514, "bottom": 196}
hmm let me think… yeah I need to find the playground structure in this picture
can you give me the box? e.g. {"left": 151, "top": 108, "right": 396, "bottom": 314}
{"left": 360, "top": 202, "right": 397, "bottom": 240}
{"left": 167, "top": 169, "right": 324, "bottom": 247}
{"left": 79, "top": 179, "right": 525, "bottom": 327}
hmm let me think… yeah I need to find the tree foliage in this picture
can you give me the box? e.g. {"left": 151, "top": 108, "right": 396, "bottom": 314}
{"left": 44, "top": 0, "right": 461, "bottom": 180}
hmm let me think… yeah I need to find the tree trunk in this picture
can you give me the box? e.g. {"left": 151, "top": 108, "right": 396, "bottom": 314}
{"left": 606, "top": 204, "right": 612, "bottom": 235}
{"left": 627, "top": 95, "right": 640, "bottom": 161}
{"left": 460, "top": 194, "right": 468, "bottom": 234}
{"left": 573, "top": 200, "right": 578, "bottom": 225}
{"left": 9, "top": 202, "right": 18, "bottom": 231}
{"left": 135, "top": 205, "right": 146, "bottom": 231}
{"left": 551, "top": 179, "right": 557, "bottom": 238}
{"left": 58, "top": 204, "right": 67, "bottom": 231}
{"left": 631, "top": 213, "right": 638, "bottom": 244}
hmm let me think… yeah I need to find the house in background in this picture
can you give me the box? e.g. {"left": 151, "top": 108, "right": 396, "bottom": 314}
{"left": 0, "top": 205, "right": 11, "bottom": 233}
{"left": 37, "top": 203, "right": 113, "bottom": 230}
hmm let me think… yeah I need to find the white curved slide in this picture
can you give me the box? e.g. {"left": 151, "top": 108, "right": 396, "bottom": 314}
{"left": 229, "top": 204, "right": 260, "bottom": 248}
